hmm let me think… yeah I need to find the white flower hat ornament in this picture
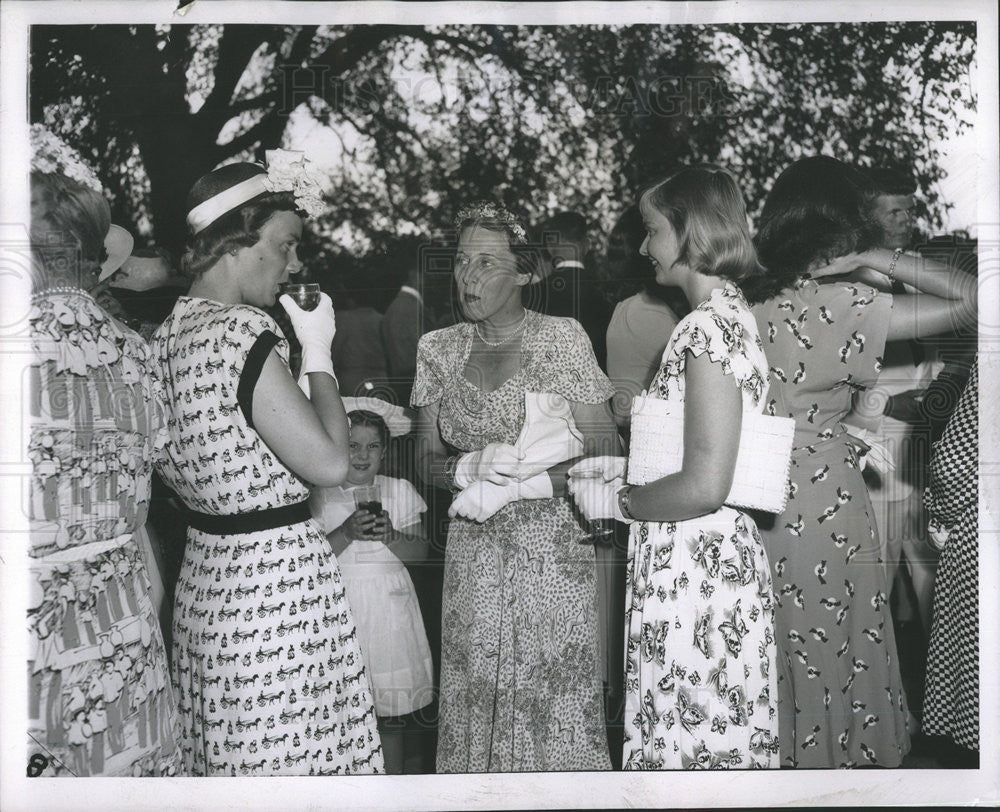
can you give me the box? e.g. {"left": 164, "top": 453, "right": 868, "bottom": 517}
{"left": 186, "top": 149, "right": 326, "bottom": 234}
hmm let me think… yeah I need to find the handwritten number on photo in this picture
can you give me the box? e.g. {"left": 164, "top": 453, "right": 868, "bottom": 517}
{"left": 27, "top": 753, "right": 49, "bottom": 777}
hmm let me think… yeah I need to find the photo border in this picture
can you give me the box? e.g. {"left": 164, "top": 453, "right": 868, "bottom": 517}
{"left": 2, "top": 1, "right": 997, "bottom": 808}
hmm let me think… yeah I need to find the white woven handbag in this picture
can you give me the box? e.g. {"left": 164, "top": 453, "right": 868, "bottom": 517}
{"left": 627, "top": 390, "right": 795, "bottom": 513}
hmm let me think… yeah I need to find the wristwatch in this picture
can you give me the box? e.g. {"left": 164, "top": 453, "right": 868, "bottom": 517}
{"left": 617, "top": 485, "right": 636, "bottom": 521}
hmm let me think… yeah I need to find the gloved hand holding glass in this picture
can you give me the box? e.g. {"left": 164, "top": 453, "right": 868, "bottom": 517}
{"left": 567, "top": 456, "right": 633, "bottom": 537}
{"left": 280, "top": 291, "right": 337, "bottom": 397}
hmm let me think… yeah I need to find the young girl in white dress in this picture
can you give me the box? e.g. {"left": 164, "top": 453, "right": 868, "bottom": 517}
{"left": 311, "top": 399, "right": 434, "bottom": 774}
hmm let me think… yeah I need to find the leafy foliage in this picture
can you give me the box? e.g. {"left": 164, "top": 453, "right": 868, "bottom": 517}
{"left": 30, "top": 22, "right": 976, "bottom": 259}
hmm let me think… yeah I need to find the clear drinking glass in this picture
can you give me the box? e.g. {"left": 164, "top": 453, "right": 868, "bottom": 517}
{"left": 352, "top": 483, "right": 383, "bottom": 536}
{"left": 280, "top": 282, "right": 322, "bottom": 311}
{"left": 571, "top": 468, "right": 615, "bottom": 545}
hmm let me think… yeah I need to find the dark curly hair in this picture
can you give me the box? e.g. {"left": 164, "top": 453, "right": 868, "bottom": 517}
{"left": 347, "top": 409, "right": 389, "bottom": 447}
{"left": 182, "top": 162, "right": 299, "bottom": 280}
{"left": 742, "top": 156, "right": 882, "bottom": 305}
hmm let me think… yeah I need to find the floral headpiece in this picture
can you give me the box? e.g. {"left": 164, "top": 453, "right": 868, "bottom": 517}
{"left": 261, "top": 149, "right": 326, "bottom": 218}
{"left": 186, "top": 149, "right": 326, "bottom": 234}
{"left": 30, "top": 124, "right": 102, "bottom": 192}
{"left": 454, "top": 200, "right": 529, "bottom": 245}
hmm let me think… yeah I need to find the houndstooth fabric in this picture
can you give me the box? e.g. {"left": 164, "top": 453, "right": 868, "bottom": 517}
{"left": 922, "top": 361, "right": 978, "bottom": 751}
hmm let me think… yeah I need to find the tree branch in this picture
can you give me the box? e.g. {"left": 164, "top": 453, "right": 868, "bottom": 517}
{"left": 199, "top": 25, "right": 274, "bottom": 116}
{"left": 212, "top": 25, "right": 414, "bottom": 161}
{"left": 214, "top": 112, "right": 275, "bottom": 159}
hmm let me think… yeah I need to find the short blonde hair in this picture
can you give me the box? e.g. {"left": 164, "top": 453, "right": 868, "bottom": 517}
{"left": 641, "top": 164, "right": 764, "bottom": 283}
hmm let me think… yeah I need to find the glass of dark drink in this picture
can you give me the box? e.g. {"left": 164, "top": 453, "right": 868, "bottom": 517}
{"left": 352, "top": 484, "right": 383, "bottom": 536}
{"left": 569, "top": 468, "right": 616, "bottom": 545}
{"left": 280, "top": 282, "right": 322, "bottom": 311}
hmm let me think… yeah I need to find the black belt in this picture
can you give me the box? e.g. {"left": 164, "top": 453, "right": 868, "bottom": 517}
{"left": 187, "top": 501, "right": 312, "bottom": 536}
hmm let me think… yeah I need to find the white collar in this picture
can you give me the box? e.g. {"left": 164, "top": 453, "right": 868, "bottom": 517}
{"left": 399, "top": 285, "right": 422, "bottom": 301}
{"left": 555, "top": 259, "right": 586, "bottom": 270}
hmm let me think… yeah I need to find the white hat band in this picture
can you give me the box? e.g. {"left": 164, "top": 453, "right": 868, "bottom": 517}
{"left": 186, "top": 174, "right": 269, "bottom": 234}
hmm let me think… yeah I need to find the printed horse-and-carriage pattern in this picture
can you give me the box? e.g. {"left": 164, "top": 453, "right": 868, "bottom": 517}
{"left": 151, "top": 297, "right": 383, "bottom": 775}
{"left": 27, "top": 289, "right": 180, "bottom": 776}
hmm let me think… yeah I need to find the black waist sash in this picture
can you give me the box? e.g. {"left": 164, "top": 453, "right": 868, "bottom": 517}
{"left": 187, "top": 501, "right": 312, "bottom": 536}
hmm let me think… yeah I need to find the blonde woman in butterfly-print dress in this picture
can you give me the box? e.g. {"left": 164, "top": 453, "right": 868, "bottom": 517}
{"left": 608, "top": 167, "right": 779, "bottom": 770}
{"left": 743, "top": 156, "right": 976, "bottom": 768}
{"left": 151, "top": 160, "right": 382, "bottom": 776}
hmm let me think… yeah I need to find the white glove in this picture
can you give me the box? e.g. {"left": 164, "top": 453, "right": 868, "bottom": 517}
{"left": 453, "top": 442, "right": 525, "bottom": 488}
{"left": 568, "top": 478, "right": 634, "bottom": 524}
{"left": 567, "top": 457, "right": 632, "bottom": 524}
{"left": 280, "top": 292, "right": 337, "bottom": 396}
{"left": 567, "top": 456, "right": 627, "bottom": 482}
{"left": 448, "top": 472, "right": 552, "bottom": 523}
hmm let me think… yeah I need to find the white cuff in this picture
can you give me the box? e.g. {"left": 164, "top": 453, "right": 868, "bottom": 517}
{"left": 517, "top": 472, "right": 553, "bottom": 500}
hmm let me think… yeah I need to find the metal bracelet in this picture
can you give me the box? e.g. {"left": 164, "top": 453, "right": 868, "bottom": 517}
{"left": 443, "top": 455, "right": 461, "bottom": 493}
{"left": 887, "top": 247, "right": 903, "bottom": 283}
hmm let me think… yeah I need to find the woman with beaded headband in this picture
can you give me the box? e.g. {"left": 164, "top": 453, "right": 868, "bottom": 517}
{"left": 412, "top": 200, "right": 618, "bottom": 771}
{"left": 26, "top": 170, "right": 180, "bottom": 776}
{"left": 149, "top": 155, "right": 383, "bottom": 775}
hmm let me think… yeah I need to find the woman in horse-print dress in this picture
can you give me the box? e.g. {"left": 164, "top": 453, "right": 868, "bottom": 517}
{"left": 151, "top": 159, "right": 383, "bottom": 775}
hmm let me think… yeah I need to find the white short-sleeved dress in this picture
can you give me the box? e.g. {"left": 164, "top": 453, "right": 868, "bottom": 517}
{"left": 311, "top": 474, "right": 435, "bottom": 717}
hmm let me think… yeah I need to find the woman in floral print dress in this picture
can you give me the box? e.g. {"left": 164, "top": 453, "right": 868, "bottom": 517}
{"left": 27, "top": 171, "right": 180, "bottom": 776}
{"left": 742, "top": 156, "right": 977, "bottom": 768}
{"left": 413, "top": 201, "right": 618, "bottom": 772}
{"left": 151, "top": 160, "right": 382, "bottom": 775}
{"left": 591, "top": 166, "right": 779, "bottom": 770}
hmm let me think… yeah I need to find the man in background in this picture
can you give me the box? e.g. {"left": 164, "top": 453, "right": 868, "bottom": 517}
{"left": 869, "top": 168, "right": 917, "bottom": 251}
{"left": 380, "top": 237, "right": 427, "bottom": 406}
{"left": 534, "top": 211, "right": 612, "bottom": 370}
{"left": 848, "top": 167, "right": 942, "bottom": 732}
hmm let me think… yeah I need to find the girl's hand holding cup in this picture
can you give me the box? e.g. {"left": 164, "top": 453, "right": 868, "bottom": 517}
{"left": 343, "top": 508, "right": 377, "bottom": 540}
{"left": 364, "top": 510, "right": 394, "bottom": 542}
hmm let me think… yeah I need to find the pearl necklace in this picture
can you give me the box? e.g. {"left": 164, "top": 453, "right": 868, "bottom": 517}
{"left": 31, "top": 286, "right": 90, "bottom": 300}
{"left": 475, "top": 309, "right": 529, "bottom": 347}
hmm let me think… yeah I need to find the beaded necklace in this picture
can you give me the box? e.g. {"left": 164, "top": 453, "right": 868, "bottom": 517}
{"left": 474, "top": 309, "right": 529, "bottom": 347}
